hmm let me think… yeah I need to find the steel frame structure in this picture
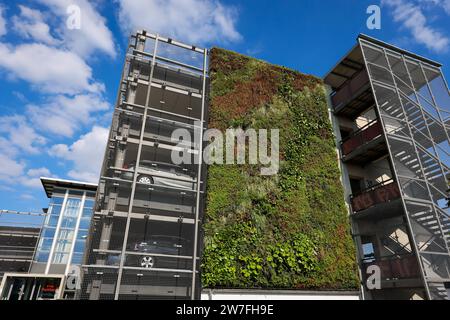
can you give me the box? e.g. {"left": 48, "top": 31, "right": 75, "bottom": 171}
{"left": 80, "top": 31, "right": 208, "bottom": 300}
{"left": 326, "top": 34, "right": 450, "bottom": 300}
{"left": 358, "top": 36, "right": 450, "bottom": 299}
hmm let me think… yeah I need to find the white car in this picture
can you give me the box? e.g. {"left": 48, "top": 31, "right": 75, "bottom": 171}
{"left": 122, "top": 160, "right": 196, "bottom": 190}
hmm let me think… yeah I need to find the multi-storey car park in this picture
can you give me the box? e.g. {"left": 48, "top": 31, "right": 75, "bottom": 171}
{"left": 79, "top": 31, "right": 208, "bottom": 300}
{"left": 325, "top": 35, "right": 450, "bottom": 300}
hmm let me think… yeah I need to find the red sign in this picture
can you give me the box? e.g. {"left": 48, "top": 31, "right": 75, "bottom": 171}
{"left": 351, "top": 182, "right": 400, "bottom": 212}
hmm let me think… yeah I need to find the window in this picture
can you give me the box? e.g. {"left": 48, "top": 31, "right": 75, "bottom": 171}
{"left": 81, "top": 207, "right": 93, "bottom": 218}
{"left": 35, "top": 251, "right": 50, "bottom": 263}
{"left": 64, "top": 198, "right": 81, "bottom": 217}
{"left": 71, "top": 252, "right": 84, "bottom": 265}
{"left": 53, "top": 239, "right": 72, "bottom": 253}
{"left": 52, "top": 252, "right": 69, "bottom": 264}
{"left": 77, "top": 230, "right": 88, "bottom": 240}
{"left": 48, "top": 204, "right": 62, "bottom": 216}
{"left": 51, "top": 196, "right": 64, "bottom": 205}
{"left": 84, "top": 199, "right": 95, "bottom": 208}
{"left": 69, "top": 190, "right": 84, "bottom": 196}
{"left": 42, "top": 227, "right": 56, "bottom": 239}
{"left": 79, "top": 217, "right": 91, "bottom": 230}
{"left": 60, "top": 217, "right": 77, "bottom": 229}
{"left": 45, "top": 215, "right": 60, "bottom": 227}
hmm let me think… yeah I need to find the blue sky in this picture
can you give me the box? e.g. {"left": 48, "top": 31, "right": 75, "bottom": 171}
{"left": 0, "top": 0, "right": 449, "bottom": 214}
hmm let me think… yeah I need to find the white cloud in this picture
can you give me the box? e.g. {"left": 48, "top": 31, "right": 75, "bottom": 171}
{"left": 383, "top": 0, "right": 449, "bottom": 53}
{"left": 0, "top": 155, "right": 25, "bottom": 184}
{"left": 19, "top": 167, "right": 54, "bottom": 188}
{"left": 50, "top": 126, "right": 109, "bottom": 183}
{"left": 12, "top": 5, "right": 60, "bottom": 45}
{"left": 419, "top": 0, "right": 450, "bottom": 14}
{"left": 20, "top": 193, "right": 36, "bottom": 201}
{"left": 0, "top": 6, "right": 6, "bottom": 37}
{"left": 37, "top": 0, "right": 116, "bottom": 58}
{"left": 27, "top": 167, "right": 52, "bottom": 177}
{"left": 26, "top": 94, "right": 110, "bottom": 137}
{"left": 0, "top": 115, "right": 46, "bottom": 155}
{"left": 0, "top": 42, "right": 103, "bottom": 94}
{"left": 117, "top": 0, "right": 241, "bottom": 45}
{"left": 444, "top": 0, "right": 450, "bottom": 13}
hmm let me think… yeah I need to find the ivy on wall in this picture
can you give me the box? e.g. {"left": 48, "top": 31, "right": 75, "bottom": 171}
{"left": 202, "top": 48, "right": 359, "bottom": 290}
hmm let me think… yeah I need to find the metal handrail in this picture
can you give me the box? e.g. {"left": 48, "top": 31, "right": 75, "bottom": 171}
{"left": 350, "top": 178, "right": 395, "bottom": 198}
{"left": 340, "top": 118, "right": 379, "bottom": 145}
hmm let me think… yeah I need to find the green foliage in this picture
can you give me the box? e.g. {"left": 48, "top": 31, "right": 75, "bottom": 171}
{"left": 202, "top": 48, "right": 359, "bottom": 290}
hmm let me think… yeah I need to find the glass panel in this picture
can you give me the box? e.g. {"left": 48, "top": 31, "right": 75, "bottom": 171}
{"left": 84, "top": 199, "right": 95, "bottom": 208}
{"left": 48, "top": 204, "right": 62, "bottom": 216}
{"left": 69, "top": 190, "right": 84, "bottom": 197}
{"left": 37, "top": 238, "right": 53, "bottom": 252}
{"left": 74, "top": 239, "right": 86, "bottom": 253}
{"left": 57, "top": 229, "right": 75, "bottom": 241}
{"left": 77, "top": 230, "right": 89, "bottom": 240}
{"left": 51, "top": 197, "right": 64, "bottom": 205}
{"left": 52, "top": 252, "right": 69, "bottom": 264}
{"left": 82, "top": 207, "right": 93, "bottom": 218}
{"left": 54, "top": 239, "right": 72, "bottom": 253}
{"left": 64, "top": 198, "right": 81, "bottom": 217}
{"left": 46, "top": 214, "right": 59, "bottom": 227}
{"left": 60, "top": 217, "right": 77, "bottom": 229}
{"left": 71, "top": 252, "right": 84, "bottom": 265}
{"left": 42, "top": 227, "right": 56, "bottom": 239}
{"left": 35, "top": 251, "right": 50, "bottom": 263}
{"left": 79, "top": 217, "right": 91, "bottom": 230}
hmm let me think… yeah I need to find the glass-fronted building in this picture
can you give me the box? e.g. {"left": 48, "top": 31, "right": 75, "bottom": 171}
{"left": 31, "top": 178, "right": 97, "bottom": 275}
{"left": 326, "top": 34, "right": 450, "bottom": 300}
{"left": 0, "top": 178, "right": 97, "bottom": 300}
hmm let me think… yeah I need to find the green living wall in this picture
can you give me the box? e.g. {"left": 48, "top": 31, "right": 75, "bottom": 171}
{"left": 201, "top": 48, "right": 359, "bottom": 290}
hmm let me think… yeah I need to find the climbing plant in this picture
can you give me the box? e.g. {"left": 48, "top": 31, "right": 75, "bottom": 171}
{"left": 202, "top": 48, "right": 359, "bottom": 290}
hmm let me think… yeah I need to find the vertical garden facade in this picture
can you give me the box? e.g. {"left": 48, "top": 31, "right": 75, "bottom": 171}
{"left": 202, "top": 48, "right": 359, "bottom": 290}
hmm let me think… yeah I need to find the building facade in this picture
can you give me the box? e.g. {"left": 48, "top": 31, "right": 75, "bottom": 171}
{"left": 0, "top": 178, "right": 97, "bottom": 300}
{"left": 325, "top": 34, "right": 450, "bottom": 300}
{"left": 0, "top": 222, "right": 40, "bottom": 281}
{"left": 79, "top": 31, "right": 208, "bottom": 300}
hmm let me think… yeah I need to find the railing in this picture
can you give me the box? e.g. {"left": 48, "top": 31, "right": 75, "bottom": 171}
{"left": 362, "top": 253, "right": 420, "bottom": 281}
{"left": 331, "top": 69, "right": 370, "bottom": 110}
{"left": 350, "top": 179, "right": 401, "bottom": 213}
{"left": 341, "top": 119, "right": 383, "bottom": 156}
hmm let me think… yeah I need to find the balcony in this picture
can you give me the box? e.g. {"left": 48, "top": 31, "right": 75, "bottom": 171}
{"left": 331, "top": 70, "right": 373, "bottom": 117}
{"left": 341, "top": 120, "right": 386, "bottom": 164}
{"left": 351, "top": 179, "right": 401, "bottom": 214}
{"left": 362, "top": 254, "right": 421, "bottom": 285}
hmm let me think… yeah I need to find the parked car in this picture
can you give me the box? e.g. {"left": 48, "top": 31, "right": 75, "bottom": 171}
{"left": 106, "top": 235, "right": 191, "bottom": 270}
{"left": 122, "top": 160, "right": 196, "bottom": 190}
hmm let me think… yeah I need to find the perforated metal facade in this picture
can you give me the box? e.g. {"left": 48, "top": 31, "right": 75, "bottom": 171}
{"left": 79, "top": 31, "right": 208, "bottom": 300}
